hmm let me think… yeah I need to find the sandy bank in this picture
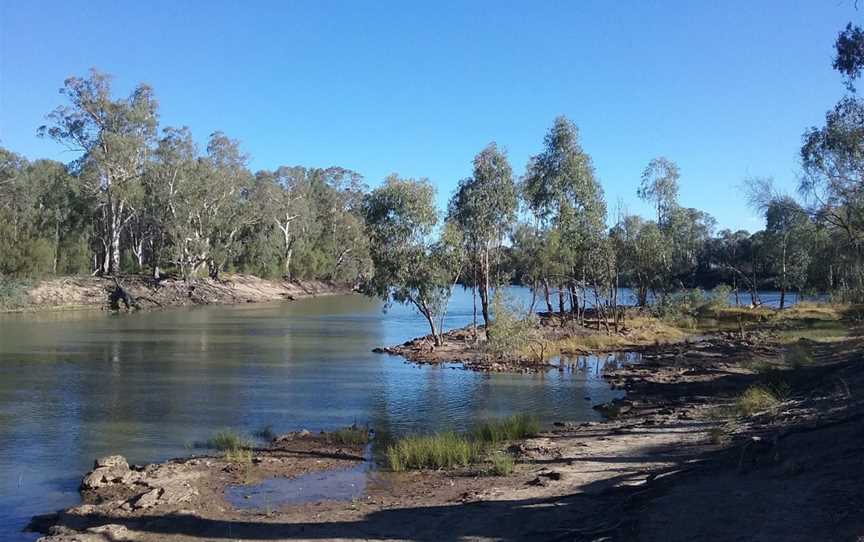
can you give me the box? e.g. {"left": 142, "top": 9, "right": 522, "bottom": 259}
{"left": 5, "top": 275, "right": 354, "bottom": 313}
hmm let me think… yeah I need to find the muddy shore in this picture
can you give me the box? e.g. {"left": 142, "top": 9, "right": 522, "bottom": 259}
{"left": 5, "top": 275, "right": 353, "bottom": 313}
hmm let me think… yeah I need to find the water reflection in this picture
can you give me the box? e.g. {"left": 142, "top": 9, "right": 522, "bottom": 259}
{"left": 0, "top": 288, "right": 635, "bottom": 540}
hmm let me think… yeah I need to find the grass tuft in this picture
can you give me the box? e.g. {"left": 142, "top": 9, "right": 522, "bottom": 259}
{"left": 207, "top": 429, "right": 253, "bottom": 452}
{"left": 386, "top": 431, "right": 483, "bottom": 472}
{"left": 736, "top": 386, "right": 782, "bottom": 417}
{"left": 472, "top": 414, "right": 540, "bottom": 444}
{"left": 483, "top": 452, "right": 515, "bottom": 476}
{"left": 224, "top": 447, "right": 253, "bottom": 463}
{"left": 326, "top": 425, "right": 370, "bottom": 446}
{"left": 386, "top": 414, "right": 538, "bottom": 472}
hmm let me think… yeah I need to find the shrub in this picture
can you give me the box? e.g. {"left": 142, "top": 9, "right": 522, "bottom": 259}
{"left": 0, "top": 277, "right": 32, "bottom": 310}
{"left": 486, "top": 291, "right": 538, "bottom": 357}
{"left": 708, "top": 284, "right": 732, "bottom": 310}
{"left": 472, "top": 414, "right": 540, "bottom": 444}
{"left": 736, "top": 386, "right": 782, "bottom": 416}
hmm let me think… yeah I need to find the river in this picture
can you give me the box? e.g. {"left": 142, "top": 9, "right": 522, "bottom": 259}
{"left": 0, "top": 287, "right": 642, "bottom": 540}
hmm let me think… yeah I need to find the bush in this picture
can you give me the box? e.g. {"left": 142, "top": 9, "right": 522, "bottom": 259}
{"left": 708, "top": 284, "right": 732, "bottom": 310}
{"left": 486, "top": 291, "right": 538, "bottom": 357}
{"left": 0, "top": 277, "right": 32, "bottom": 310}
{"left": 736, "top": 386, "right": 782, "bottom": 416}
{"left": 472, "top": 414, "right": 540, "bottom": 444}
{"left": 655, "top": 285, "right": 733, "bottom": 325}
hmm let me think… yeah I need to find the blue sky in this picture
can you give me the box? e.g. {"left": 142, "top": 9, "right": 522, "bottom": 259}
{"left": 0, "top": 1, "right": 858, "bottom": 230}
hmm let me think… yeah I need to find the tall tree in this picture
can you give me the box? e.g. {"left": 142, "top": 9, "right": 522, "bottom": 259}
{"left": 363, "top": 175, "right": 461, "bottom": 346}
{"left": 638, "top": 157, "right": 680, "bottom": 226}
{"left": 447, "top": 142, "right": 517, "bottom": 329}
{"left": 39, "top": 69, "right": 158, "bottom": 275}
{"left": 522, "top": 116, "right": 606, "bottom": 316}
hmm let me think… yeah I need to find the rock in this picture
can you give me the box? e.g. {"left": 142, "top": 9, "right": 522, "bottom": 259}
{"left": 527, "top": 477, "right": 549, "bottom": 487}
{"left": 26, "top": 512, "right": 58, "bottom": 534}
{"left": 94, "top": 455, "right": 128, "bottom": 469}
{"left": 156, "top": 480, "right": 197, "bottom": 505}
{"left": 593, "top": 399, "right": 633, "bottom": 418}
{"left": 81, "top": 460, "right": 139, "bottom": 490}
{"left": 37, "top": 523, "right": 131, "bottom": 542}
{"left": 131, "top": 488, "right": 162, "bottom": 509}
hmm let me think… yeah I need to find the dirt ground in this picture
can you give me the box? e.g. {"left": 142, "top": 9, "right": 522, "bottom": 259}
{"left": 30, "top": 319, "right": 864, "bottom": 541}
{"left": 15, "top": 274, "right": 352, "bottom": 313}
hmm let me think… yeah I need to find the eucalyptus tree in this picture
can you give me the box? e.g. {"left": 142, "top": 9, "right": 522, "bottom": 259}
{"left": 638, "top": 157, "right": 680, "bottom": 226}
{"left": 666, "top": 206, "right": 716, "bottom": 286}
{"left": 363, "top": 175, "right": 461, "bottom": 346}
{"left": 39, "top": 69, "right": 158, "bottom": 275}
{"left": 200, "top": 132, "right": 257, "bottom": 279}
{"left": 251, "top": 166, "right": 310, "bottom": 279}
{"left": 522, "top": 116, "right": 607, "bottom": 315}
{"left": 0, "top": 149, "right": 88, "bottom": 276}
{"left": 447, "top": 143, "right": 517, "bottom": 328}
{"left": 834, "top": 23, "right": 864, "bottom": 92}
{"left": 611, "top": 215, "right": 671, "bottom": 306}
{"left": 145, "top": 126, "right": 202, "bottom": 280}
{"left": 764, "top": 197, "right": 814, "bottom": 308}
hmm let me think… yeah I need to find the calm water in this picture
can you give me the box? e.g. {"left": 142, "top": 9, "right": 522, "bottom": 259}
{"left": 0, "top": 287, "right": 637, "bottom": 540}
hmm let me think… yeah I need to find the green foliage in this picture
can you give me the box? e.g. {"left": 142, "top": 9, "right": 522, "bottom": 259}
{"left": 386, "top": 432, "right": 483, "bottom": 472}
{"left": 386, "top": 414, "right": 537, "bottom": 472}
{"left": 224, "top": 448, "right": 253, "bottom": 463}
{"left": 207, "top": 429, "right": 253, "bottom": 452}
{"left": 655, "top": 285, "right": 733, "bottom": 324}
{"left": 485, "top": 291, "right": 538, "bottom": 357}
{"left": 638, "top": 157, "right": 680, "bottom": 225}
{"left": 325, "top": 425, "right": 370, "bottom": 446}
{"left": 1, "top": 68, "right": 858, "bottom": 309}
{"left": 471, "top": 414, "right": 540, "bottom": 444}
{"left": 0, "top": 278, "right": 33, "bottom": 310}
{"left": 363, "top": 175, "right": 461, "bottom": 344}
{"left": 483, "top": 452, "right": 516, "bottom": 476}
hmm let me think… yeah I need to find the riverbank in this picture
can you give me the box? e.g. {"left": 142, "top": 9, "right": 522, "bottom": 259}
{"left": 1, "top": 275, "right": 354, "bottom": 313}
{"left": 30, "top": 310, "right": 864, "bottom": 541}
{"left": 374, "top": 310, "right": 688, "bottom": 372}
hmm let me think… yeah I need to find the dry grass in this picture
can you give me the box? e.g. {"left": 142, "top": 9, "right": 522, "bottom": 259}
{"left": 535, "top": 316, "right": 687, "bottom": 358}
{"left": 736, "top": 385, "right": 783, "bottom": 416}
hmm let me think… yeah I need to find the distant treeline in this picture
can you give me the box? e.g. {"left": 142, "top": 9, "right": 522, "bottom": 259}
{"left": 4, "top": 20, "right": 864, "bottom": 330}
